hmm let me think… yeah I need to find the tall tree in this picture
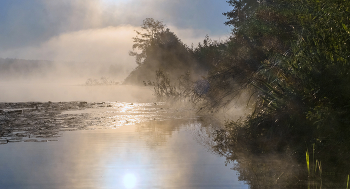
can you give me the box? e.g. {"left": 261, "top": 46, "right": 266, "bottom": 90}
{"left": 125, "top": 18, "right": 197, "bottom": 85}
{"left": 129, "top": 18, "right": 166, "bottom": 65}
{"left": 223, "top": 0, "right": 259, "bottom": 31}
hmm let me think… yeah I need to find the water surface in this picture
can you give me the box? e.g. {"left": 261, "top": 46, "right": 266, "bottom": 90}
{"left": 0, "top": 83, "right": 153, "bottom": 102}
{"left": 0, "top": 101, "right": 248, "bottom": 189}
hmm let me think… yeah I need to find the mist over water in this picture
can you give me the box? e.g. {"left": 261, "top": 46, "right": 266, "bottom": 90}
{"left": 0, "top": 83, "right": 154, "bottom": 103}
{"left": 0, "top": 55, "right": 152, "bottom": 103}
{"left": 0, "top": 0, "right": 229, "bottom": 105}
{"left": 0, "top": 1, "right": 250, "bottom": 188}
{"left": 1, "top": 0, "right": 349, "bottom": 188}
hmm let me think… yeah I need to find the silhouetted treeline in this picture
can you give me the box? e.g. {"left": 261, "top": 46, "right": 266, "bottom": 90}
{"left": 123, "top": 18, "right": 204, "bottom": 85}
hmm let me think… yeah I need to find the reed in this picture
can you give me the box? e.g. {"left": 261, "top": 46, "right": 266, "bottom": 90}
{"left": 306, "top": 149, "right": 310, "bottom": 176}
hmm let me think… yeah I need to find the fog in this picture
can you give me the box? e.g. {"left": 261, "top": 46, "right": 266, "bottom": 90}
{"left": 0, "top": 26, "right": 138, "bottom": 84}
{"left": 0, "top": 24, "right": 227, "bottom": 102}
{"left": 0, "top": 0, "right": 230, "bottom": 102}
{"left": 0, "top": 83, "right": 154, "bottom": 102}
{"left": 0, "top": 25, "right": 228, "bottom": 82}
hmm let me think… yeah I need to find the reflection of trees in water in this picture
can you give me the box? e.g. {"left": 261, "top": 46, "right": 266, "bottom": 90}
{"left": 191, "top": 121, "right": 305, "bottom": 188}
{"left": 134, "top": 115, "right": 218, "bottom": 151}
{"left": 186, "top": 117, "right": 302, "bottom": 188}
{"left": 134, "top": 114, "right": 224, "bottom": 149}
{"left": 135, "top": 119, "right": 190, "bottom": 148}
{"left": 169, "top": 115, "right": 350, "bottom": 188}
{"left": 202, "top": 119, "right": 350, "bottom": 189}
{"left": 185, "top": 116, "right": 222, "bottom": 150}
{"left": 230, "top": 153, "right": 303, "bottom": 189}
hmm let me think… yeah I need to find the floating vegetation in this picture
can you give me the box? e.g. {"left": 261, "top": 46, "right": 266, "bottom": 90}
{"left": 0, "top": 101, "right": 195, "bottom": 145}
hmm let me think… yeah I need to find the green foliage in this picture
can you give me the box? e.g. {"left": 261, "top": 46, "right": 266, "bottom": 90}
{"left": 208, "top": 0, "right": 350, "bottom": 148}
{"left": 193, "top": 35, "right": 228, "bottom": 72}
{"left": 223, "top": 0, "right": 260, "bottom": 32}
{"left": 252, "top": 0, "right": 350, "bottom": 141}
{"left": 207, "top": 1, "right": 350, "bottom": 188}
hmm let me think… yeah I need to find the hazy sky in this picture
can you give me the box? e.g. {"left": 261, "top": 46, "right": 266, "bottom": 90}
{"left": 0, "top": 0, "right": 232, "bottom": 79}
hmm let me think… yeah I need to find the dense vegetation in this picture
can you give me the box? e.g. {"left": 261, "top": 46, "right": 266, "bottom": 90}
{"left": 126, "top": 0, "right": 350, "bottom": 187}
{"left": 213, "top": 0, "right": 350, "bottom": 161}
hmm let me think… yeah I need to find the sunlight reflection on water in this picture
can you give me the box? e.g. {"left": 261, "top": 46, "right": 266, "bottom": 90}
{"left": 123, "top": 173, "right": 137, "bottom": 188}
{"left": 0, "top": 101, "right": 248, "bottom": 188}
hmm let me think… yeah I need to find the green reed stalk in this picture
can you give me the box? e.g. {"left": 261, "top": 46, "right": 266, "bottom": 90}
{"left": 306, "top": 149, "right": 310, "bottom": 175}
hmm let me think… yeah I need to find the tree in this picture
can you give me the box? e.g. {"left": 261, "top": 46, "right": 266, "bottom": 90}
{"left": 223, "top": 0, "right": 259, "bottom": 32}
{"left": 129, "top": 18, "right": 166, "bottom": 65}
{"left": 125, "top": 18, "right": 198, "bottom": 85}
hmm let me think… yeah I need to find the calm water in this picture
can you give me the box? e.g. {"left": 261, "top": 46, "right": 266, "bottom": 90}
{"left": 0, "top": 83, "right": 153, "bottom": 102}
{"left": 0, "top": 122, "right": 248, "bottom": 189}
{"left": 0, "top": 84, "right": 248, "bottom": 188}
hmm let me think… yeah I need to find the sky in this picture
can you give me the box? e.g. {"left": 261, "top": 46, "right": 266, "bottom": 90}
{"left": 0, "top": 0, "right": 233, "bottom": 81}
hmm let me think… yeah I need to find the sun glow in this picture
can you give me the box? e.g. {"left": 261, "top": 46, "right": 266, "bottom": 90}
{"left": 123, "top": 173, "right": 137, "bottom": 188}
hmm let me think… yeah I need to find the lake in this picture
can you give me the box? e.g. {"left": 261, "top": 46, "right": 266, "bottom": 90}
{"left": 0, "top": 84, "right": 248, "bottom": 189}
{"left": 0, "top": 83, "right": 154, "bottom": 102}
